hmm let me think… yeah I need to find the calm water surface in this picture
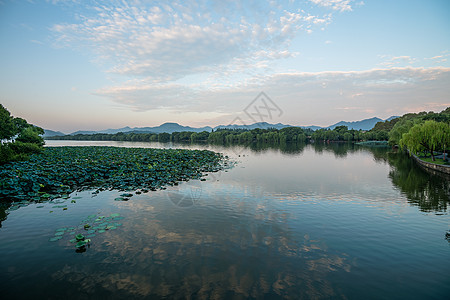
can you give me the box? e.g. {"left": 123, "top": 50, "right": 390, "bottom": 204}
{"left": 0, "top": 141, "right": 449, "bottom": 299}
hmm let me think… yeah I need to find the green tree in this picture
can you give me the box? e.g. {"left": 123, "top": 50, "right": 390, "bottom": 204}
{"left": 400, "top": 120, "right": 450, "bottom": 161}
{"left": 389, "top": 118, "right": 421, "bottom": 146}
{"left": 16, "top": 126, "right": 45, "bottom": 145}
{"left": 343, "top": 132, "right": 353, "bottom": 142}
{"left": 158, "top": 132, "right": 170, "bottom": 142}
{"left": 0, "top": 104, "right": 16, "bottom": 140}
{"left": 0, "top": 104, "right": 45, "bottom": 164}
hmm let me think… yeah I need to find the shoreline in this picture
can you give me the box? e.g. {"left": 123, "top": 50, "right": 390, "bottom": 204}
{"left": 411, "top": 153, "right": 450, "bottom": 177}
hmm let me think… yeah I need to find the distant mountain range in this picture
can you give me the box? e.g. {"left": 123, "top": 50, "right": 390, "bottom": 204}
{"left": 69, "top": 122, "right": 213, "bottom": 136}
{"left": 43, "top": 117, "right": 399, "bottom": 137}
{"left": 43, "top": 129, "right": 66, "bottom": 137}
{"left": 327, "top": 117, "right": 383, "bottom": 131}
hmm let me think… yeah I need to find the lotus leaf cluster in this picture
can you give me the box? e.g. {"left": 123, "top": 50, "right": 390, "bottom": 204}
{"left": 0, "top": 146, "right": 225, "bottom": 201}
{"left": 50, "top": 213, "right": 124, "bottom": 251}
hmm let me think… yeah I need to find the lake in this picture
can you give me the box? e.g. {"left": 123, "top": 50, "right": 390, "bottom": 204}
{"left": 0, "top": 141, "right": 449, "bottom": 299}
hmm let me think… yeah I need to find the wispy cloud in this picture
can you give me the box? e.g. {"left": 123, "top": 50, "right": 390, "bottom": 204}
{"left": 378, "top": 55, "right": 417, "bottom": 67}
{"left": 30, "top": 39, "right": 44, "bottom": 45}
{"left": 425, "top": 52, "right": 449, "bottom": 64}
{"left": 96, "top": 67, "right": 450, "bottom": 125}
{"left": 309, "top": 0, "right": 354, "bottom": 12}
{"left": 51, "top": 1, "right": 333, "bottom": 82}
{"left": 47, "top": 1, "right": 448, "bottom": 127}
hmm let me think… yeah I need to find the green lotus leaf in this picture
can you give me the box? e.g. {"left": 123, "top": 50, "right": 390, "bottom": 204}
{"left": 75, "top": 234, "right": 85, "bottom": 241}
{"left": 49, "top": 236, "right": 63, "bottom": 242}
{"left": 75, "top": 240, "right": 87, "bottom": 248}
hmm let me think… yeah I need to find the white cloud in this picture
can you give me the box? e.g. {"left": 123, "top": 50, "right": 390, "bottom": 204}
{"left": 309, "top": 0, "right": 353, "bottom": 12}
{"left": 378, "top": 55, "right": 417, "bottom": 67}
{"left": 48, "top": 1, "right": 447, "bottom": 127}
{"left": 30, "top": 39, "right": 44, "bottom": 45}
{"left": 424, "top": 53, "right": 450, "bottom": 64}
{"left": 51, "top": 1, "right": 331, "bottom": 82}
{"left": 96, "top": 67, "right": 450, "bottom": 126}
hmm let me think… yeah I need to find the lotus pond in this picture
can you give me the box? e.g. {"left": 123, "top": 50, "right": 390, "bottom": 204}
{"left": 0, "top": 146, "right": 226, "bottom": 202}
{"left": 0, "top": 141, "right": 449, "bottom": 299}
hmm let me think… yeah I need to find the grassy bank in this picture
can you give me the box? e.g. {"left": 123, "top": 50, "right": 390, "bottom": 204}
{"left": 418, "top": 156, "right": 449, "bottom": 165}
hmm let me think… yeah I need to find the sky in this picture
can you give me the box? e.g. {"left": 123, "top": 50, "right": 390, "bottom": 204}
{"left": 0, "top": 0, "right": 449, "bottom": 133}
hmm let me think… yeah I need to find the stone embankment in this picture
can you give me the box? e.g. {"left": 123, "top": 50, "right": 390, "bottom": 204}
{"left": 411, "top": 154, "right": 450, "bottom": 176}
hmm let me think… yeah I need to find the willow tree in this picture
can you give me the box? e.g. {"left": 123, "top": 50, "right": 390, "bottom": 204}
{"left": 400, "top": 120, "right": 450, "bottom": 161}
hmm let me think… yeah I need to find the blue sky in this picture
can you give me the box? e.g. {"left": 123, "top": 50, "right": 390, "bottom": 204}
{"left": 1, "top": 0, "right": 449, "bottom": 133}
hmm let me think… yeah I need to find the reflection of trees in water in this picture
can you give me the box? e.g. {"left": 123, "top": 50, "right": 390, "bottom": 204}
{"left": 292, "top": 142, "right": 449, "bottom": 213}
{"left": 309, "top": 143, "right": 449, "bottom": 213}
{"left": 0, "top": 204, "right": 7, "bottom": 228}
{"left": 49, "top": 198, "right": 351, "bottom": 299}
{"left": 249, "top": 141, "right": 306, "bottom": 155}
{"left": 209, "top": 141, "right": 307, "bottom": 155}
{"left": 312, "top": 142, "right": 392, "bottom": 161}
{"left": 311, "top": 142, "right": 357, "bottom": 158}
{"left": 386, "top": 152, "right": 450, "bottom": 212}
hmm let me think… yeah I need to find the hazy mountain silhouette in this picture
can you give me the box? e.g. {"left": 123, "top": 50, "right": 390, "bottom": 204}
{"left": 44, "top": 116, "right": 399, "bottom": 136}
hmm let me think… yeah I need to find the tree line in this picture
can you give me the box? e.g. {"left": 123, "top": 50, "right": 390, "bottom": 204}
{"left": 38, "top": 104, "right": 450, "bottom": 163}
{"left": 46, "top": 123, "right": 394, "bottom": 144}
{"left": 47, "top": 127, "right": 314, "bottom": 144}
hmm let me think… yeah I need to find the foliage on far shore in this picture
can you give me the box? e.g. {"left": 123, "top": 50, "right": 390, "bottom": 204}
{"left": 45, "top": 107, "right": 447, "bottom": 145}
{"left": 0, "top": 146, "right": 226, "bottom": 202}
{"left": 46, "top": 123, "right": 388, "bottom": 144}
{"left": 0, "top": 104, "right": 44, "bottom": 164}
{"left": 43, "top": 107, "right": 450, "bottom": 153}
{"left": 46, "top": 126, "right": 313, "bottom": 144}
